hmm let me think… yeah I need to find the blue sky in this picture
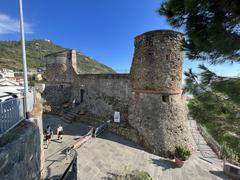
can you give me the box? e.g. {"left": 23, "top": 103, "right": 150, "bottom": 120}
{"left": 0, "top": 0, "right": 240, "bottom": 77}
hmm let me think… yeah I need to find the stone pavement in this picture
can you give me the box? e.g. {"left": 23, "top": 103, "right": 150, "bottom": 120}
{"left": 43, "top": 115, "right": 229, "bottom": 180}
{"left": 189, "top": 120, "right": 220, "bottom": 160}
{"left": 43, "top": 115, "right": 91, "bottom": 179}
{"left": 77, "top": 131, "right": 228, "bottom": 180}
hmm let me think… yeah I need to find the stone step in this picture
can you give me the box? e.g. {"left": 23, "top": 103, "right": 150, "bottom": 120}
{"left": 66, "top": 112, "right": 77, "bottom": 116}
{"left": 74, "top": 109, "right": 81, "bottom": 113}
{"left": 68, "top": 112, "right": 78, "bottom": 116}
{"left": 60, "top": 117, "right": 72, "bottom": 123}
{"left": 64, "top": 113, "right": 75, "bottom": 118}
{"left": 63, "top": 115, "right": 74, "bottom": 120}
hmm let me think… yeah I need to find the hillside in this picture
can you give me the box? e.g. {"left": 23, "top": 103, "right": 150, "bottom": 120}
{"left": 0, "top": 40, "right": 115, "bottom": 74}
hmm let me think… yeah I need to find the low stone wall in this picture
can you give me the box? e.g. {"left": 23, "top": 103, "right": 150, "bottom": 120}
{"left": 0, "top": 93, "right": 44, "bottom": 180}
{"left": 197, "top": 124, "right": 240, "bottom": 165}
{"left": 0, "top": 119, "right": 42, "bottom": 180}
{"left": 73, "top": 74, "right": 130, "bottom": 121}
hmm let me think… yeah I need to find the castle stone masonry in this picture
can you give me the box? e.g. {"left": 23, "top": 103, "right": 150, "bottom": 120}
{"left": 44, "top": 29, "right": 193, "bottom": 157}
{"left": 131, "top": 30, "right": 183, "bottom": 95}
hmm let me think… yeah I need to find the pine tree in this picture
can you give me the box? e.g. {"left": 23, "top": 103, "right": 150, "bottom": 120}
{"left": 159, "top": 0, "right": 240, "bottom": 64}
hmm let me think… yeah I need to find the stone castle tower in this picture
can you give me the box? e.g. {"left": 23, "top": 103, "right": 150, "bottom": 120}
{"left": 44, "top": 30, "right": 193, "bottom": 157}
{"left": 129, "top": 30, "right": 193, "bottom": 157}
{"left": 45, "top": 50, "right": 77, "bottom": 83}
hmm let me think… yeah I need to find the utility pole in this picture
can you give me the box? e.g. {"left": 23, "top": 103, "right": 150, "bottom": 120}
{"left": 19, "top": 0, "right": 29, "bottom": 119}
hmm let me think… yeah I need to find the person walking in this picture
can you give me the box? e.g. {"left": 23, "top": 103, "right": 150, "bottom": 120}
{"left": 57, "top": 124, "right": 63, "bottom": 142}
{"left": 45, "top": 125, "right": 52, "bottom": 148}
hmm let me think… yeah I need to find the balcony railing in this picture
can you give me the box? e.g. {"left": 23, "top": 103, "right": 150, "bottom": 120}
{"left": 0, "top": 89, "right": 36, "bottom": 136}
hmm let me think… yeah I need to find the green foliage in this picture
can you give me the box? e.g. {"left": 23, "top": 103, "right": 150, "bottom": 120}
{"left": 175, "top": 145, "right": 191, "bottom": 161}
{"left": 159, "top": 0, "right": 240, "bottom": 63}
{"left": 77, "top": 55, "right": 115, "bottom": 74}
{"left": 113, "top": 167, "right": 152, "bottom": 180}
{"left": 185, "top": 65, "right": 240, "bottom": 162}
{"left": 0, "top": 40, "right": 115, "bottom": 73}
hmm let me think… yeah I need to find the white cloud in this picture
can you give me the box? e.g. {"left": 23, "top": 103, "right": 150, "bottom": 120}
{"left": 0, "top": 13, "right": 33, "bottom": 34}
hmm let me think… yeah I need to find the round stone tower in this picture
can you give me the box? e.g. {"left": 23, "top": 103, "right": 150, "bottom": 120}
{"left": 45, "top": 50, "right": 77, "bottom": 83}
{"left": 131, "top": 30, "right": 183, "bottom": 94}
{"left": 129, "top": 30, "right": 193, "bottom": 157}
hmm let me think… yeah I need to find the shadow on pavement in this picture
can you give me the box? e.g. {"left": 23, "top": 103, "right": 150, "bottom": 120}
{"left": 43, "top": 114, "right": 92, "bottom": 137}
{"left": 151, "top": 158, "right": 176, "bottom": 171}
{"left": 209, "top": 170, "right": 229, "bottom": 180}
{"left": 97, "top": 131, "right": 144, "bottom": 151}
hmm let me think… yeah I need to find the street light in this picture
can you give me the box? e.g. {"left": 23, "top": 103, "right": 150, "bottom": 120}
{"left": 19, "top": 0, "right": 29, "bottom": 119}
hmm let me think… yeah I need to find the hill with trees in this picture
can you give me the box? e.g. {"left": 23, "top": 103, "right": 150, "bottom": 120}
{"left": 0, "top": 40, "right": 115, "bottom": 74}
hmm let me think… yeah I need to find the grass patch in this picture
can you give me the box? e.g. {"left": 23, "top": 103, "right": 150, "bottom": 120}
{"left": 110, "top": 167, "right": 152, "bottom": 180}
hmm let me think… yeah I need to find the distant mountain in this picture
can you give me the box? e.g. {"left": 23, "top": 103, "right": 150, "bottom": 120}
{"left": 0, "top": 40, "right": 115, "bottom": 74}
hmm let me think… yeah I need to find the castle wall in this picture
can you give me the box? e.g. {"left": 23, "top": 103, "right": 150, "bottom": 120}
{"left": 129, "top": 93, "right": 192, "bottom": 156}
{"left": 130, "top": 30, "right": 183, "bottom": 94}
{"left": 43, "top": 84, "right": 72, "bottom": 105}
{"left": 0, "top": 99, "right": 44, "bottom": 180}
{"left": 129, "top": 30, "right": 193, "bottom": 157}
{"left": 73, "top": 74, "right": 130, "bottom": 121}
{"left": 43, "top": 30, "right": 193, "bottom": 158}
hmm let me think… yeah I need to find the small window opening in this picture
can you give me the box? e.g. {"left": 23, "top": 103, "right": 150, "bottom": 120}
{"left": 162, "top": 95, "right": 170, "bottom": 102}
{"left": 166, "top": 54, "right": 170, "bottom": 60}
{"left": 80, "top": 89, "right": 85, "bottom": 102}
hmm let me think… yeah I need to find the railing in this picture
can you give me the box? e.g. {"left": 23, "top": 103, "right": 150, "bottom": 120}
{"left": 198, "top": 123, "right": 240, "bottom": 165}
{"left": 0, "top": 98, "right": 24, "bottom": 135}
{"left": 57, "top": 121, "right": 111, "bottom": 180}
{"left": 60, "top": 148, "right": 78, "bottom": 180}
{"left": 0, "top": 88, "right": 36, "bottom": 136}
{"left": 94, "top": 120, "right": 111, "bottom": 137}
{"left": 26, "top": 88, "right": 36, "bottom": 112}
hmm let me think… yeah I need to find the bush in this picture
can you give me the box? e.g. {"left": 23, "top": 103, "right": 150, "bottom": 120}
{"left": 175, "top": 145, "right": 191, "bottom": 161}
{"left": 114, "top": 167, "right": 152, "bottom": 180}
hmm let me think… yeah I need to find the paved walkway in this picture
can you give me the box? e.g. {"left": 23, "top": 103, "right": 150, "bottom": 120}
{"left": 189, "top": 120, "right": 220, "bottom": 161}
{"left": 43, "top": 115, "right": 91, "bottom": 179}
{"left": 43, "top": 115, "right": 229, "bottom": 180}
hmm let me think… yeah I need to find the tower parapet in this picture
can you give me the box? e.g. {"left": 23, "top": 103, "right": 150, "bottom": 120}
{"left": 130, "top": 30, "right": 183, "bottom": 95}
{"left": 45, "top": 50, "right": 77, "bottom": 83}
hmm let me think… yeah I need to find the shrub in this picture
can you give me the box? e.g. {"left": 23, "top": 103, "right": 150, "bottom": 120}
{"left": 175, "top": 145, "right": 191, "bottom": 161}
{"left": 114, "top": 167, "right": 152, "bottom": 180}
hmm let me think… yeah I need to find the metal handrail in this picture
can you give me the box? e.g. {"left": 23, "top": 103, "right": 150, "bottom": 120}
{"left": 0, "top": 97, "right": 24, "bottom": 136}
{"left": 94, "top": 120, "right": 111, "bottom": 137}
{"left": 0, "top": 89, "right": 35, "bottom": 136}
{"left": 60, "top": 148, "right": 78, "bottom": 180}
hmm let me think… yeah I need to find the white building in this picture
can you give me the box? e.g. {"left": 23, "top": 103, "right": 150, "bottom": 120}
{"left": 0, "top": 68, "right": 15, "bottom": 78}
{"left": 0, "top": 79, "right": 19, "bottom": 86}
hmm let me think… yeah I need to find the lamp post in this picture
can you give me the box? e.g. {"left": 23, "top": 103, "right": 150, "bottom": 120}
{"left": 19, "top": 0, "right": 29, "bottom": 119}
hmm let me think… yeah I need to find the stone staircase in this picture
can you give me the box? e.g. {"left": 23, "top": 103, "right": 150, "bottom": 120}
{"left": 61, "top": 105, "right": 81, "bottom": 123}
